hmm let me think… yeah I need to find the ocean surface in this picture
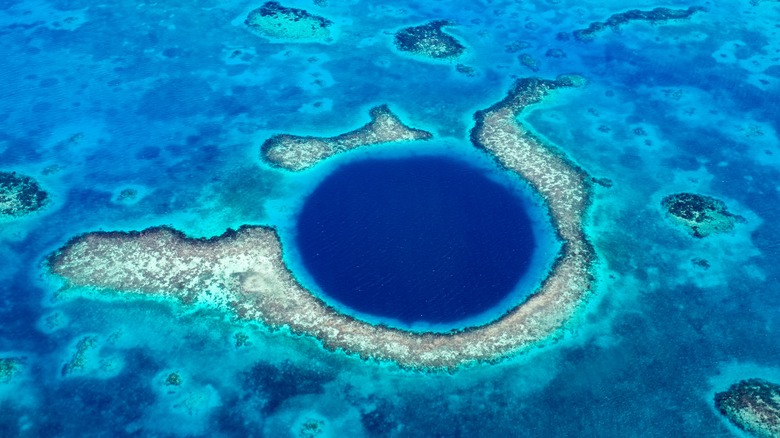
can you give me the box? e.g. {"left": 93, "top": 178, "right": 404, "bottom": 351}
{"left": 1, "top": 0, "right": 779, "bottom": 436}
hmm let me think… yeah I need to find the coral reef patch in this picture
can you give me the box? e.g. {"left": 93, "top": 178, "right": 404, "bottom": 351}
{"left": 519, "top": 53, "right": 540, "bottom": 72}
{"left": 244, "top": 2, "right": 333, "bottom": 42}
{"left": 394, "top": 20, "right": 466, "bottom": 60}
{"left": 0, "top": 357, "right": 24, "bottom": 384}
{"left": 573, "top": 7, "right": 705, "bottom": 41}
{"left": 0, "top": 171, "right": 48, "bottom": 221}
{"left": 165, "top": 372, "right": 183, "bottom": 387}
{"left": 661, "top": 192, "right": 744, "bottom": 238}
{"left": 261, "top": 105, "right": 432, "bottom": 171}
{"left": 715, "top": 378, "right": 780, "bottom": 438}
{"left": 241, "top": 360, "right": 334, "bottom": 413}
{"left": 61, "top": 335, "right": 99, "bottom": 377}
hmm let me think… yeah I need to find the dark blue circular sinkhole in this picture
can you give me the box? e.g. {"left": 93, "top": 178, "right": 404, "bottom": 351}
{"left": 295, "top": 155, "right": 536, "bottom": 326}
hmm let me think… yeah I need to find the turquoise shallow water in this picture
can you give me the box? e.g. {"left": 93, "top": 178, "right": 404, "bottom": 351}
{"left": 1, "top": 0, "right": 779, "bottom": 436}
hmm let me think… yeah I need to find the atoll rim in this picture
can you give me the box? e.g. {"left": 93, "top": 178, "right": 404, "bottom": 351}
{"left": 261, "top": 105, "right": 433, "bottom": 172}
{"left": 48, "top": 76, "right": 595, "bottom": 370}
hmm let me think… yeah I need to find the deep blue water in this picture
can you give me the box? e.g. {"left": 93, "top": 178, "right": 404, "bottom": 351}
{"left": 295, "top": 156, "right": 535, "bottom": 325}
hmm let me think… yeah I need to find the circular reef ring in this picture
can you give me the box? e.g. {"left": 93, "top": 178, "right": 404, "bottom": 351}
{"left": 48, "top": 76, "right": 596, "bottom": 371}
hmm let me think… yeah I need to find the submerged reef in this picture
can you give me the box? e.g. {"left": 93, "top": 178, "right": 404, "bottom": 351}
{"left": 573, "top": 7, "right": 705, "bottom": 41}
{"left": 715, "top": 378, "right": 780, "bottom": 438}
{"left": 261, "top": 105, "right": 432, "bottom": 171}
{"left": 0, "top": 171, "right": 48, "bottom": 221}
{"left": 242, "top": 360, "right": 334, "bottom": 413}
{"left": 0, "top": 357, "right": 24, "bottom": 383}
{"left": 518, "top": 54, "right": 540, "bottom": 72}
{"left": 244, "top": 2, "right": 333, "bottom": 42}
{"left": 49, "top": 77, "right": 594, "bottom": 370}
{"left": 165, "top": 372, "right": 182, "bottom": 386}
{"left": 61, "top": 335, "right": 99, "bottom": 376}
{"left": 394, "top": 20, "right": 466, "bottom": 60}
{"left": 661, "top": 192, "right": 744, "bottom": 238}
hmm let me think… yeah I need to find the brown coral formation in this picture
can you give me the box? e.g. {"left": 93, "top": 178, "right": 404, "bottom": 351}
{"left": 261, "top": 105, "right": 433, "bottom": 171}
{"left": 715, "top": 378, "right": 780, "bottom": 438}
{"left": 393, "top": 20, "right": 466, "bottom": 60}
{"left": 244, "top": 2, "right": 333, "bottom": 42}
{"left": 573, "top": 7, "right": 705, "bottom": 41}
{"left": 0, "top": 357, "right": 24, "bottom": 383}
{"left": 0, "top": 171, "right": 48, "bottom": 221}
{"left": 661, "top": 192, "right": 745, "bottom": 238}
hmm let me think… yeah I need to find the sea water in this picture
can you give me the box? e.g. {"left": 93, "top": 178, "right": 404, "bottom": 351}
{"left": 0, "top": 0, "right": 779, "bottom": 436}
